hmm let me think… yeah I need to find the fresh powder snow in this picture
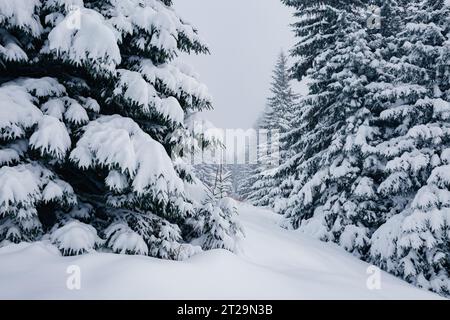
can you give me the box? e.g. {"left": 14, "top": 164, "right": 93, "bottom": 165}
{"left": 0, "top": 204, "right": 439, "bottom": 300}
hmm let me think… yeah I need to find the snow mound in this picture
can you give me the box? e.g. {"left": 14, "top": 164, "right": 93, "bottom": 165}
{"left": 50, "top": 221, "right": 103, "bottom": 256}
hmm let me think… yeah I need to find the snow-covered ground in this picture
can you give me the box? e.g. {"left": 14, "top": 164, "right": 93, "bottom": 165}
{"left": 0, "top": 204, "right": 441, "bottom": 299}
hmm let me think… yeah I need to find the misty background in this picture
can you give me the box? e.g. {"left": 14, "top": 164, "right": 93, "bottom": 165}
{"left": 175, "top": 0, "right": 300, "bottom": 129}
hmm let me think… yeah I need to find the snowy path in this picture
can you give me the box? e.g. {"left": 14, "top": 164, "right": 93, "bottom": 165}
{"left": 0, "top": 204, "right": 440, "bottom": 299}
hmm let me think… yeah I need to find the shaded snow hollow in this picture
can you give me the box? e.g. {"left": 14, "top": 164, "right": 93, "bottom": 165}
{"left": 0, "top": 205, "right": 441, "bottom": 299}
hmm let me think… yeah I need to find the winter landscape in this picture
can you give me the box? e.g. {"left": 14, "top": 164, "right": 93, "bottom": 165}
{"left": 0, "top": 0, "right": 449, "bottom": 301}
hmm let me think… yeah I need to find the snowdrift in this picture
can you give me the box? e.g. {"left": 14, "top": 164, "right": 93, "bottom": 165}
{"left": 0, "top": 205, "right": 440, "bottom": 300}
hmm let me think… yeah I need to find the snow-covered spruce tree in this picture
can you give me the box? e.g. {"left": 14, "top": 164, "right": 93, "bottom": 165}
{"left": 241, "top": 139, "right": 280, "bottom": 207}
{"left": 0, "top": 0, "right": 240, "bottom": 259}
{"left": 369, "top": 0, "right": 450, "bottom": 295}
{"left": 277, "top": 1, "right": 383, "bottom": 252}
{"left": 274, "top": 0, "right": 367, "bottom": 218}
{"left": 277, "top": 0, "right": 407, "bottom": 245}
{"left": 195, "top": 164, "right": 233, "bottom": 200}
{"left": 202, "top": 164, "right": 243, "bottom": 252}
{"left": 281, "top": 0, "right": 363, "bottom": 80}
{"left": 239, "top": 52, "right": 297, "bottom": 207}
{"left": 258, "top": 51, "right": 297, "bottom": 133}
{"left": 208, "top": 163, "right": 233, "bottom": 200}
{"left": 191, "top": 148, "right": 243, "bottom": 252}
{"left": 195, "top": 196, "right": 243, "bottom": 252}
{"left": 280, "top": 0, "right": 450, "bottom": 296}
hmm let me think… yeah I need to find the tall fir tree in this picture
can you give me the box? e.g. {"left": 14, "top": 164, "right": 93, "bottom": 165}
{"left": 239, "top": 51, "right": 297, "bottom": 207}
{"left": 0, "top": 0, "right": 241, "bottom": 259}
{"left": 258, "top": 51, "right": 297, "bottom": 132}
{"left": 276, "top": 0, "right": 379, "bottom": 236}
{"left": 279, "top": 0, "right": 450, "bottom": 296}
{"left": 369, "top": 0, "right": 450, "bottom": 295}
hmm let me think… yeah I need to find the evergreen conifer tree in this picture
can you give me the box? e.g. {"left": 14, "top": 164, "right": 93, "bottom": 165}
{"left": 280, "top": 0, "right": 450, "bottom": 295}
{"left": 369, "top": 0, "right": 450, "bottom": 295}
{"left": 239, "top": 51, "right": 297, "bottom": 207}
{"left": 209, "top": 163, "right": 233, "bottom": 200}
{"left": 193, "top": 148, "right": 243, "bottom": 252}
{"left": 0, "top": 0, "right": 240, "bottom": 259}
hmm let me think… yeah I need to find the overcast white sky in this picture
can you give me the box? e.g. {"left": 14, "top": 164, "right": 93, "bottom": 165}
{"left": 175, "top": 0, "right": 297, "bottom": 129}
